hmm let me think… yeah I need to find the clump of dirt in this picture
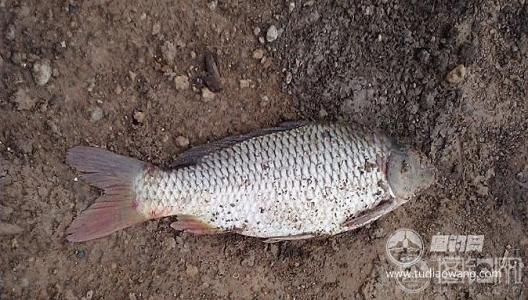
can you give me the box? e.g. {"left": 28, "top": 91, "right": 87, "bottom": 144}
{"left": 1, "top": 0, "right": 527, "bottom": 299}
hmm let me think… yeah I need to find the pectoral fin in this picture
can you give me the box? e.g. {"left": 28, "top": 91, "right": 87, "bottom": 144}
{"left": 342, "top": 198, "right": 405, "bottom": 230}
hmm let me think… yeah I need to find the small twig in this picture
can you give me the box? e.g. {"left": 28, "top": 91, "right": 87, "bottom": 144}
{"left": 203, "top": 51, "right": 223, "bottom": 92}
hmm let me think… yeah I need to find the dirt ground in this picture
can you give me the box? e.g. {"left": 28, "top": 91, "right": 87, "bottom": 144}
{"left": 1, "top": 0, "right": 528, "bottom": 299}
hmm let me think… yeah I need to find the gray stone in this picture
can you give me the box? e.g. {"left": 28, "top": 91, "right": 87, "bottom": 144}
{"left": 175, "top": 75, "right": 189, "bottom": 91}
{"left": 90, "top": 107, "right": 103, "bottom": 122}
{"left": 32, "top": 59, "right": 52, "bottom": 86}
{"left": 133, "top": 111, "right": 145, "bottom": 123}
{"left": 202, "top": 87, "right": 215, "bottom": 100}
{"left": 252, "top": 49, "right": 265, "bottom": 60}
{"left": 446, "top": 64, "right": 466, "bottom": 84}
{"left": 266, "top": 25, "right": 278, "bottom": 42}
{"left": 161, "top": 41, "right": 177, "bottom": 63}
{"left": 175, "top": 136, "right": 190, "bottom": 147}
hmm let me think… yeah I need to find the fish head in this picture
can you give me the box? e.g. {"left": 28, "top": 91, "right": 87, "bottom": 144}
{"left": 387, "top": 148, "right": 436, "bottom": 200}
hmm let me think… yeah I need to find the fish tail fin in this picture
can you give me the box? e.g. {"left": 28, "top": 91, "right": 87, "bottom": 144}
{"left": 66, "top": 146, "right": 149, "bottom": 242}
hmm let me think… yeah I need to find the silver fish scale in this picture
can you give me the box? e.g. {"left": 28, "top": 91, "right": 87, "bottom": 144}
{"left": 136, "top": 123, "right": 395, "bottom": 238}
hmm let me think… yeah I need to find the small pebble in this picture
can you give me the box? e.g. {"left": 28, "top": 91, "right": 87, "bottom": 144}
{"left": 160, "top": 65, "right": 171, "bottom": 74}
{"left": 152, "top": 23, "right": 161, "bottom": 35}
{"left": 262, "top": 59, "right": 272, "bottom": 69}
{"left": 11, "top": 52, "right": 26, "bottom": 66}
{"left": 115, "top": 86, "right": 123, "bottom": 95}
{"left": 165, "top": 237, "right": 177, "bottom": 250}
{"left": 446, "top": 64, "right": 467, "bottom": 84}
{"left": 87, "top": 79, "right": 96, "bottom": 92}
{"left": 129, "top": 71, "right": 137, "bottom": 81}
{"left": 252, "top": 49, "right": 265, "bottom": 60}
{"left": 372, "top": 227, "right": 385, "bottom": 239}
{"left": 201, "top": 87, "right": 215, "bottom": 100}
{"left": 208, "top": 0, "right": 217, "bottom": 10}
{"left": 133, "top": 111, "right": 145, "bottom": 123}
{"left": 253, "top": 27, "right": 261, "bottom": 36}
{"left": 5, "top": 24, "right": 15, "bottom": 40}
{"left": 161, "top": 41, "right": 177, "bottom": 63}
{"left": 20, "top": 278, "right": 29, "bottom": 288}
{"left": 175, "top": 136, "right": 190, "bottom": 147}
{"left": 417, "top": 49, "right": 430, "bottom": 64}
{"left": 260, "top": 95, "right": 270, "bottom": 106}
{"left": 266, "top": 25, "right": 279, "bottom": 42}
{"left": 174, "top": 75, "right": 190, "bottom": 91}
{"left": 32, "top": 59, "right": 52, "bottom": 86}
{"left": 285, "top": 72, "right": 292, "bottom": 84}
{"left": 239, "top": 79, "right": 252, "bottom": 88}
{"left": 288, "top": 2, "right": 296, "bottom": 12}
{"left": 186, "top": 264, "right": 199, "bottom": 277}
{"left": 90, "top": 107, "right": 103, "bottom": 122}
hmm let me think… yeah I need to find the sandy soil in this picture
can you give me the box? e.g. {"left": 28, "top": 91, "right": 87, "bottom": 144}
{"left": 1, "top": 0, "right": 527, "bottom": 299}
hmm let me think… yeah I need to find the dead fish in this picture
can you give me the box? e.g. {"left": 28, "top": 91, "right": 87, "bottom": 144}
{"left": 65, "top": 122, "right": 435, "bottom": 242}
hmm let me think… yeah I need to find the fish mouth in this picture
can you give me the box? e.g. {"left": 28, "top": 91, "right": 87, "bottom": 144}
{"left": 386, "top": 149, "right": 437, "bottom": 200}
{"left": 416, "top": 164, "right": 437, "bottom": 191}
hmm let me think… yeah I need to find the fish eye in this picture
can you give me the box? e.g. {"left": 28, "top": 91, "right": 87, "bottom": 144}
{"left": 401, "top": 159, "right": 410, "bottom": 173}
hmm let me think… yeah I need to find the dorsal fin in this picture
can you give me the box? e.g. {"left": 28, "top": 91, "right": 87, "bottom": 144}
{"left": 171, "top": 121, "right": 307, "bottom": 168}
